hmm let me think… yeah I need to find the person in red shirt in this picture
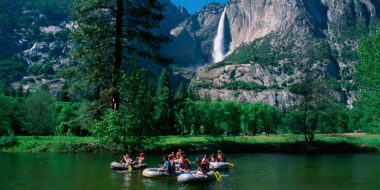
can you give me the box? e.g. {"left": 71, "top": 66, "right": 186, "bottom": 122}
{"left": 196, "top": 157, "right": 208, "bottom": 177}
{"left": 137, "top": 153, "right": 145, "bottom": 164}
{"left": 168, "top": 152, "right": 175, "bottom": 158}
{"left": 202, "top": 154, "right": 210, "bottom": 170}
{"left": 210, "top": 154, "right": 217, "bottom": 162}
{"left": 178, "top": 154, "right": 191, "bottom": 173}
{"left": 176, "top": 149, "right": 182, "bottom": 159}
{"left": 217, "top": 150, "right": 226, "bottom": 162}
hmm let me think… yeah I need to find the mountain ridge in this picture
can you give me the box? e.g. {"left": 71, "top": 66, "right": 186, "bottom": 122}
{"left": 1, "top": 0, "right": 379, "bottom": 108}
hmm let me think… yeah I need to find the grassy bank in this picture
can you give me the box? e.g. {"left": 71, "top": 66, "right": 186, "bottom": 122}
{"left": 1, "top": 134, "right": 380, "bottom": 154}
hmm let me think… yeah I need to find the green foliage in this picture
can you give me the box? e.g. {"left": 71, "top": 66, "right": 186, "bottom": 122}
{"left": 340, "top": 46, "right": 359, "bottom": 60}
{"left": 92, "top": 70, "right": 158, "bottom": 151}
{"left": 22, "top": 90, "right": 56, "bottom": 138}
{"left": 288, "top": 77, "right": 336, "bottom": 142}
{"left": 92, "top": 110, "right": 157, "bottom": 152}
{"left": 356, "top": 27, "right": 380, "bottom": 130}
{"left": 0, "top": 135, "right": 18, "bottom": 148}
{"left": 318, "top": 104, "right": 350, "bottom": 133}
{"left": 0, "top": 94, "right": 14, "bottom": 135}
{"left": 175, "top": 82, "right": 188, "bottom": 102}
{"left": 224, "top": 33, "right": 294, "bottom": 66}
{"left": 55, "top": 101, "right": 88, "bottom": 136}
{"left": 56, "top": 82, "right": 70, "bottom": 102}
{"left": 241, "top": 103, "right": 281, "bottom": 135}
{"left": 27, "top": 62, "right": 55, "bottom": 76}
{"left": 51, "top": 129, "right": 76, "bottom": 152}
{"left": 221, "top": 102, "right": 242, "bottom": 135}
{"left": 0, "top": 59, "right": 28, "bottom": 82}
{"left": 70, "top": 0, "right": 169, "bottom": 112}
{"left": 155, "top": 68, "right": 175, "bottom": 135}
{"left": 223, "top": 81, "right": 267, "bottom": 91}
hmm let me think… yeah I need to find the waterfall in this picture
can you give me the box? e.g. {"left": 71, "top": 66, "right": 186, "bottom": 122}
{"left": 212, "top": 7, "right": 227, "bottom": 63}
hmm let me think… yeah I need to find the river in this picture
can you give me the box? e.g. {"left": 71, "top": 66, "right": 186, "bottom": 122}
{"left": 1, "top": 153, "right": 379, "bottom": 190}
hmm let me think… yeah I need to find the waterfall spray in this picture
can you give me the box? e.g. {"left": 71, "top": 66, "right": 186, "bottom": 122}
{"left": 212, "top": 7, "right": 227, "bottom": 63}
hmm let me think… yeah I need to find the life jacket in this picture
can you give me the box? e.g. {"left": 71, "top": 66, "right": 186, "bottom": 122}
{"left": 201, "top": 159, "right": 210, "bottom": 171}
{"left": 180, "top": 159, "right": 190, "bottom": 170}
{"left": 218, "top": 155, "right": 226, "bottom": 162}
{"left": 199, "top": 162, "right": 207, "bottom": 174}
{"left": 176, "top": 152, "right": 181, "bottom": 159}
{"left": 211, "top": 157, "right": 216, "bottom": 162}
{"left": 123, "top": 158, "right": 132, "bottom": 165}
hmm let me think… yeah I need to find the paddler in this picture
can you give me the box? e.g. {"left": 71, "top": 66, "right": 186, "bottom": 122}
{"left": 217, "top": 150, "right": 226, "bottom": 162}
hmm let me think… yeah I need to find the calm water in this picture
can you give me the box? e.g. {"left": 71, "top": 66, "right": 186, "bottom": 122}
{"left": 1, "top": 153, "right": 380, "bottom": 190}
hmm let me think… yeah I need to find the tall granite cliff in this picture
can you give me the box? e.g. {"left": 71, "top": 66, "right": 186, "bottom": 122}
{"left": 3, "top": 0, "right": 379, "bottom": 107}
{"left": 179, "top": 0, "right": 380, "bottom": 108}
{"left": 6, "top": 0, "right": 190, "bottom": 94}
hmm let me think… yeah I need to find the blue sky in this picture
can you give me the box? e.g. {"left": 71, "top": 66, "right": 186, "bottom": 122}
{"left": 171, "top": 0, "right": 228, "bottom": 14}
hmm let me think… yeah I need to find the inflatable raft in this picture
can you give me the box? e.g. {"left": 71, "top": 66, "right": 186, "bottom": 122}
{"left": 177, "top": 171, "right": 216, "bottom": 183}
{"left": 142, "top": 168, "right": 181, "bottom": 179}
{"left": 110, "top": 162, "right": 148, "bottom": 170}
{"left": 210, "top": 162, "right": 233, "bottom": 170}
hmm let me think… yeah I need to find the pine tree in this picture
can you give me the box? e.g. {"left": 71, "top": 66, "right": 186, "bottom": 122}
{"left": 174, "top": 82, "right": 188, "bottom": 134}
{"left": 175, "top": 82, "right": 188, "bottom": 101}
{"left": 155, "top": 68, "right": 174, "bottom": 135}
{"left": 16, "top": 85, "right": 23, "bottom": 98}
{"left": 60, "top": 82, "right": 70, "bottom": 102}
{"left": 70, "top": 0, "right": 169, "bottom": 112}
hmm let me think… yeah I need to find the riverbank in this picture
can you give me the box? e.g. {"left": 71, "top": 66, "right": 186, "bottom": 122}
{"left": 1, "top": 134, "right": 379, "bottom": 154}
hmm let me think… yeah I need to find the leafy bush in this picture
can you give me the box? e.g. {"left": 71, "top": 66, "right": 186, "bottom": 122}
{"left": 51, "top": 129, "right": 76, "bottom": 152}
{"left": 223, "top": 81, "right": 267, "bottom": 91}
{"left": 27, "top": 63, "right": 56, "bottom": 76}
{"left": 0, "top": 135, "right": 18, "bottom": 148}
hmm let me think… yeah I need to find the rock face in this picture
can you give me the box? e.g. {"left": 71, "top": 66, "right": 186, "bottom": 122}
{"left": 161, "top": 0, "right": 190, "bottom": 33}
{"left": 4, "top": 0, "right": 379, "bottom": 107}
{"left": 188, "top": 0, "right": 379, "bottom": 108}
{"left": 9, "top": 0, "right": 190, "bottom": 95}
{"left": 163, "top": 3, "right": 226, "bottom": 68}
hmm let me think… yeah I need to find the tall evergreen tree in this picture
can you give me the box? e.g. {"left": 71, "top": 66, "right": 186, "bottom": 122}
{"left": 356, "top": 27, "right": 380, "bottom": 129}
{"left": 16, "top": 85, "right": 23, "bottom": 98}
{"left": 155, "top": 68, "right": 174, "bottom": 135}
{"left": 59, "top": 82, "right": 70, "bottom": 102}
{"left": 175, "top": 82, "right": 188, "bottom": 101}
{"left": 70, "top": 0, "right": 169, "bottom": 112}
{"left": 174, "top": 82, "right": 188, "bottom": 134}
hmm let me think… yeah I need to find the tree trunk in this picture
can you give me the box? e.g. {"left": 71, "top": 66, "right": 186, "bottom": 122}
{"left": 303, "top": 99, "right": 309, "bottom": 142}
{"left": 112, "top": 0, "right": 123, "bottom": 112}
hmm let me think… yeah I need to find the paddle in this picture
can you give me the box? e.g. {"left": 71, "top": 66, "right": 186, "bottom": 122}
{"left": 128, "top": 165, "right": 133, "bottom": 171}
{"left": 226, "top": 162, "right": 234, "bottom": 167}
{"left": 214, "top": 171, "right": 222, "bottom": 181}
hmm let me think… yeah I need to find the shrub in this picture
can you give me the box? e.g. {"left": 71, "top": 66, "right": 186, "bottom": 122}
{"left": 0, "top": 135, "right": 18, "bottom": 148}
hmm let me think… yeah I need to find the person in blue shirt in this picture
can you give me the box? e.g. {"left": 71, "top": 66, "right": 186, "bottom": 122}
{"left": 159, "top": 156, "right": 173, "bottom": 174}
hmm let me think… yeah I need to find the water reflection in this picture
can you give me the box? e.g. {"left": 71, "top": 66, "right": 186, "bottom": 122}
{"left": 1, "top": 153, "right": 380, "bottom": 190}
